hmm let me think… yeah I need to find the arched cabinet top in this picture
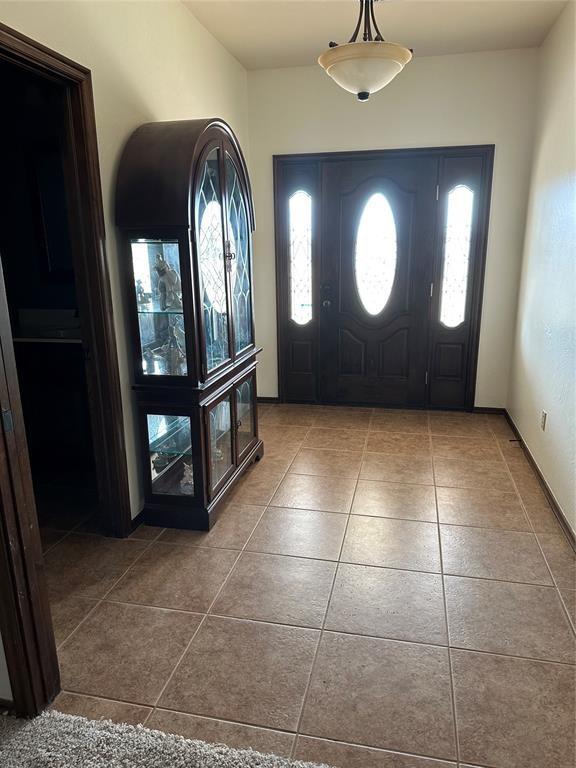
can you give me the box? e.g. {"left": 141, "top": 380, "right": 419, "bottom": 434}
{"left": 115, "top": 118, "right": 254, "bottom": 230}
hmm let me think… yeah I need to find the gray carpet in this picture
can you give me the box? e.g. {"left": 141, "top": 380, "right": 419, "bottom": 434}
{"left": 0, "top": 710, "right": 330, "bottom": 768}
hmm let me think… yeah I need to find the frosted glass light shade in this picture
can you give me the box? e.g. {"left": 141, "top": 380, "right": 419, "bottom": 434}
{"left": 318, "top": 41, "right": 412, "bottom": 100}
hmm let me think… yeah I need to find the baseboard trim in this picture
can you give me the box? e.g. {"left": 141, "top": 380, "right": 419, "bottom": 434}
{"left": 257, "top": 396, "right": 280, "bottom": 404}
{"left": 129, "top": 509, "right": 146, "bottom": 533}
{"left": 473, "top": 406, "right": 506, "bottom": 414}
{"left": 504, "top": 410, "right": 575, "bottom": 551}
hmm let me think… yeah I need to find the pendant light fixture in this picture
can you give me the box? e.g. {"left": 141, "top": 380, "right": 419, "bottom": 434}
{"left": 318, "top": 0, "right": 412, "bottom": 101}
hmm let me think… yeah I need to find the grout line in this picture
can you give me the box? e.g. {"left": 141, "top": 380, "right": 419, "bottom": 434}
{"left": 289, "top": 421, "right": 366, "bottom": 760}
{"left": 494, "top": 437, "right": 576, "bottom": 638}
{"left": 431, "top": 435, "right": 462, "bottom": 766}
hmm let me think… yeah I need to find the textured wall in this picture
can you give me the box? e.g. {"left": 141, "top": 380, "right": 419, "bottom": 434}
{"left": 508, "top": 3, "right": 576, "bottom": 532}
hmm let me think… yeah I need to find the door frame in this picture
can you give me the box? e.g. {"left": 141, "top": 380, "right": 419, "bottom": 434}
{"left": 274, "top": 145, "right": 494, "bottom": 409}
{"left": 0, "top": 23, "right": 131, "bottom": 715}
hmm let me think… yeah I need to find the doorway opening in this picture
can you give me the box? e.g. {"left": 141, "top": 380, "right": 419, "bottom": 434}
{"left": 274, "top": 146, "right": 494, "bottom": 410}
{"left": 0, "top": 60, "right": 98, "bottom": 532}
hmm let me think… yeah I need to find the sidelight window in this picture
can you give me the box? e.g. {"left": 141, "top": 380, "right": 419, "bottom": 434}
{"left": 355, "top": 193, "right": 397, "bottom": 316}
{"left": 439, "top": 185, "right": 474, "bottom": 328}
{"left": 289, "top": 190, "right": 313, "bottom": 325}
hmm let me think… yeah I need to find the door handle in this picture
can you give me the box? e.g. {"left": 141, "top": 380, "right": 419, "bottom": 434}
{"left": 322, "top": 300, "right": 332, "bottom": 309}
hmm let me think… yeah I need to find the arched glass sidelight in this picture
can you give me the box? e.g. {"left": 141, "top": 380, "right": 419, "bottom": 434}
{"left": 355, "top": 193, "right": 397, "bottom": 316}
{"left": 289, "top": 190, "right": 313, "bottom": 325}
{"left": 439, "top": 185, "right": 474, "bottom": 328}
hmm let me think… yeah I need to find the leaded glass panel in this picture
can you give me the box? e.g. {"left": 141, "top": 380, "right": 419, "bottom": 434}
{"left": 289, "top": 190, "right": 312, "bottom": 325}
{"left": 209, "top": 397, "right": 233, "bottom": 490}
{"left": 355, "top": 193, "right": 397, "bottom": 316}
{"left": 439, "top": 185, "right": 474, "bottom": 328}
{"left": 236, "top": 378, "right": 255, "bottom": 456}
{"left": 226, "top": 154, "right": 253, "bottom": 354}
{"left": 197, "top": 148, "right": 229, "bottom": 372}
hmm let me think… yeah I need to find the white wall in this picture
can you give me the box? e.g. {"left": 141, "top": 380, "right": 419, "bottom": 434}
{"left": 0, "top": 1, "right": 249, "bottom": 516}
{"left": 508, "top": 4, "right": 576, "bottom": 532}
{"left": 0, "top": 634, "right": 11, "bottom": 702}
{"left": 247, "top": 48, "right": 538, "bottom": 405}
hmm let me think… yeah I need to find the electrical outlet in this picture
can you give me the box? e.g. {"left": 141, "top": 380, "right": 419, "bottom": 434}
{"left": 540, "top": 410, "right": 547, "bottom": 431}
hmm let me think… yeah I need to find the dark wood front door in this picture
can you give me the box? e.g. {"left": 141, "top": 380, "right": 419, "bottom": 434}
{"left": 274, "top": 146, "right": 493, "bottom": 410}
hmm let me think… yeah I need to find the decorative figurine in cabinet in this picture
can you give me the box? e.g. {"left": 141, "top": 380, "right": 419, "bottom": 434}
{"left": 116, "top": 118, "right": 263, "bottom": 530}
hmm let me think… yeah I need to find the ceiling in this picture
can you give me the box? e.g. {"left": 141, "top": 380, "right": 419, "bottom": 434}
{"left": 185, "top": 0, "right": 566, "bottom": 70}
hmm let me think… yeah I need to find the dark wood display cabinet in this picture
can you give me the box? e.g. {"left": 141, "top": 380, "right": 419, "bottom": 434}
{"left": 116, "top": 118, "right": 263, "bottom": 530}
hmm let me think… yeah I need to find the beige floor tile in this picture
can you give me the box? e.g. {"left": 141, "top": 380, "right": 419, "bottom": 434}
{"left": 257, "top": 442, "right": 300, "bottom": 464}
{"left": 226, "top": 467, "right": 285, "bottom": 506}
{"left": 158, "top": 616, "right": 319, "bottom": 730}
{"left": 370, "top": 410, "right": 430, "bottom": 434}
{"left": 559, "top": 589, "right": 576, "bottom": 626}
{"left": 300, "top": 632, "right": 456, "bottom": 760}
{"left": 428, "top": 414, "right": 492, "bottom": 437}
{"left": 431, "top": 435, "right": 501, "bottom": 461}
{"left": 259, "top": 405, "right": 317, "bottom": 426}
{"left": 366, "top": 432, "right": 431, "bottom": 455}
{"left": 289, "top": 448, "right": 362, "bottom": 478}
{"left": 160, "top": 504, "right": 264, "bottom": 550}
{"left": 49, "top": 593, "right": 97, "bottom": 645}
{"left": 325, "top": 564, "right": 447, "bottom": 645}
{"left": 108, "top": 543, "right": 237, "bottom": 612}
{"left": 484, "top": 414, "right": 517, "bottom": 439}
{"left": 313, "top": 408, "right": 373, "bottom": 430}
{"left": 40, "top": 527, "right": 68, "bottom": 553}
{"left": 129, "top": 525, "right": 165, "bottom": 541}
{"left": 352, "top": 481, "right": 437, "bottom": 522}
{"left": 44, "top": 533, "right": 149, "bottom": 599}
{"left": 294, "top": 736, "right": 457, "bottom": 768}
{"left": 342, "top": 516, "right": 441, "bottom": 573}
{"left": 147, "top": 710, "right": 295, "bottom": 756}
{"left": 258, "top": 425, "right": 309, "bottom": 445}
{"left": 211, "top": 552, "right": 336, "bottom": 628}
{"left": 523, "top": 502, "right": 565, "bottom": 534}
{"left": 452, "top": 650, "right": 576, "bottom": 768}
{"left": 246, "top": 506, "right": 347, "bottom": 560}
{"left": 440, "top": 526, "right": 552, "bottom": 585}
{"left": 303, "top": 427, "right": 367, "bottom": 452}
{"left": 434, "top": 458, "right": 513, "bottom": 492}
{"left": 58, "top": 602, "right": 201, "bottom": 705}
{"left": 537, "top": 533, "right": 576, "bottom": 590}
{"left": 436, "top": 487, "right": 529, "bottom": 531}
{"left": 51, "top": 692, "right": 151, "bottom": 725}
{"left": 270, "top": 474, "right": 356, "bottom": 514}
{"left": 445, "top": 576, "right": 575, "bottom": 663}
{"left": 360, "top": 454, "right": 434, "bottom": 485}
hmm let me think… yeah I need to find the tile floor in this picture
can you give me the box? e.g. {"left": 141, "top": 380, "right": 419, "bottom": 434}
{"left": 41, "top": 406, "right": 575, "bottom": 768}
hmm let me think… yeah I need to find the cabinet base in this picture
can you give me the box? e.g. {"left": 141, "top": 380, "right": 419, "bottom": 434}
{"left": 142, "top": 438, "right": 264, "bottom": 531}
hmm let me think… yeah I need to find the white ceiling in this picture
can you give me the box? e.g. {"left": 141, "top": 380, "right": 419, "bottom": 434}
{"left": 185, "top": 0, "right": 567, "bottom": 70}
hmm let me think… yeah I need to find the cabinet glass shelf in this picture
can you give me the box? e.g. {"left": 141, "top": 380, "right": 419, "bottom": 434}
{"left": 131, "top": 239, "right": 187, "bottom": 377}
{"left": 147, "top": 414, "right": 194, "bottom": 496}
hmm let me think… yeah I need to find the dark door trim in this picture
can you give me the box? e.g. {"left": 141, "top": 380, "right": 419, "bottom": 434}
{"left": 0, "top": 23, "right": 132, "bottom": 715}
{"left": 274, "top": 145, "right": 494, "bottom": 409}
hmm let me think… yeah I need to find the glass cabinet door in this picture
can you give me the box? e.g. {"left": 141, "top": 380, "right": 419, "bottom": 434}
{"left": 131, "top": 239, "right": 187, "bottom": 376}
{"left": 147, "top": 414, "right": 194, "bottom": 496}
{"left": 207, "top": 396, "right": 233, "bottom": 491}
{"left": 197, "top": 147, "right": 230, "bottom": 374}
{"left": 236, "top": 376, "right": 256, "bottom": 458}
{"left": 225, "top": 154, "right": 254, "bottom": 354}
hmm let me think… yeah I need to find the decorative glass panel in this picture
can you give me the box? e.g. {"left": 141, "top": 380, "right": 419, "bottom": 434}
{"left": 236, "top": 377, "right": 255, "bottom": 456}
{"left": 355, "top": 193, "right": 397, "bottom": 316}
{"left": 209, "top": 397, "right": 233, "bottom": 490}
{"left": 197, "top": 148, "right": 229, "bottom": 372}
{"left": 147, "top": 414, "right": 193, "bottom": 496}
{"left": 289, "top": 190, "right": 312, "bottom": 325}
{"left": 439, "top": 185, "right": 474, "bottom": 328}
{"left": 226, "top": 154, "right": 253, "bottom": 354}
{"left": 130, "top": 239, "right": 187, "bottom": 376}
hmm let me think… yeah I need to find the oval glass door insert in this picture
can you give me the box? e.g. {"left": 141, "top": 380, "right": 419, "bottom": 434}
{"left": 355, "top": 193, "right": 397, "bottom": 315}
